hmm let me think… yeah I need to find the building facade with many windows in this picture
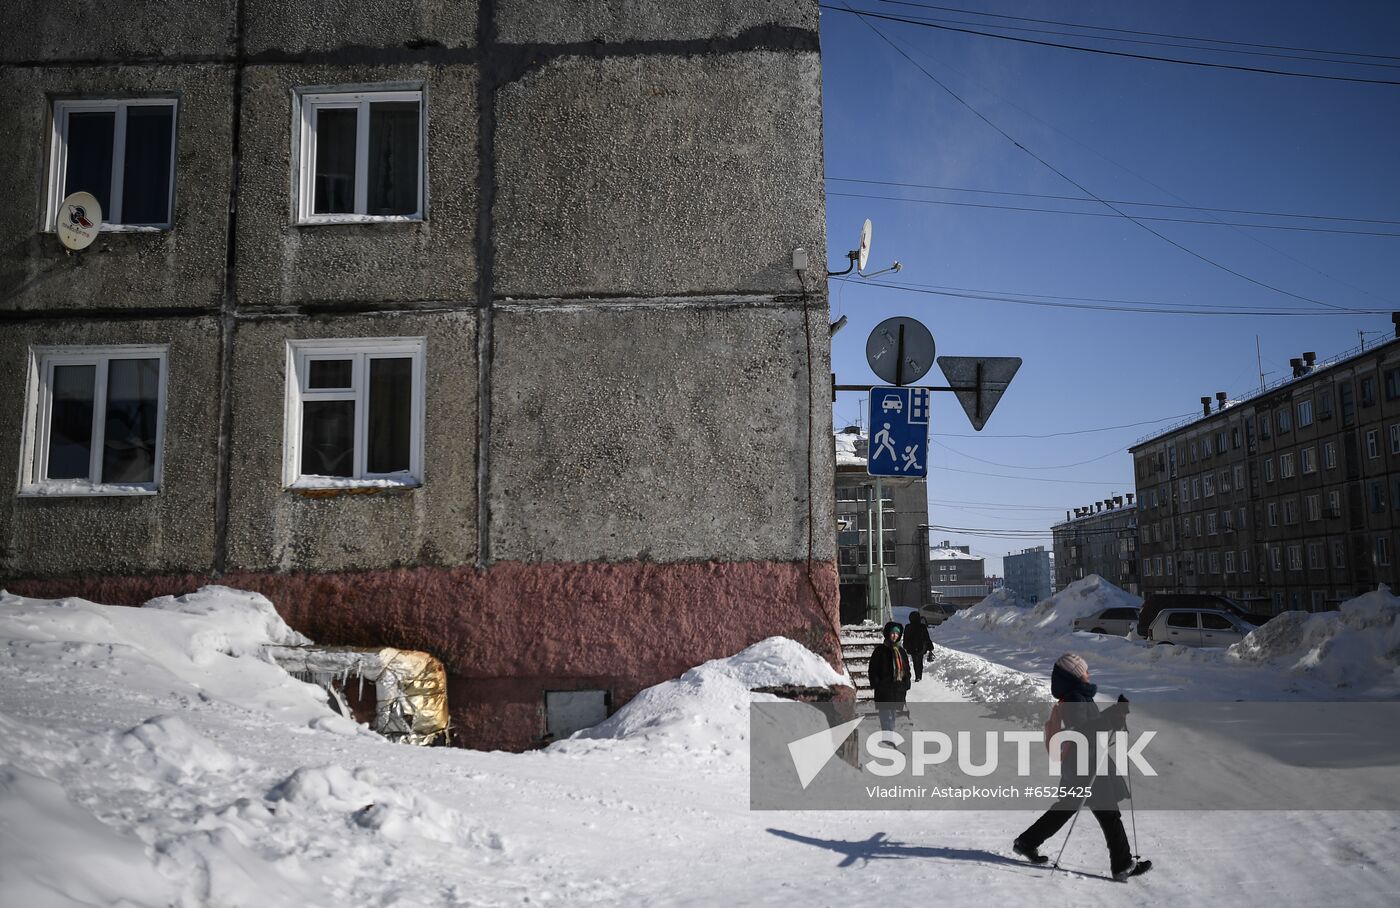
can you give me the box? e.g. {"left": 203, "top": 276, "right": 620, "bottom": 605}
{"left": 0, "top": 2, "right": 834, "bottom": 749}
{"left": 1003, "top": 545, "right": 1053, "bottom": 603}
{"left": 1051, "top": 498, "right": 1138, "bottom": 595}
{"left": 1130, "top": 336, "right": 1400, "bottom": 614}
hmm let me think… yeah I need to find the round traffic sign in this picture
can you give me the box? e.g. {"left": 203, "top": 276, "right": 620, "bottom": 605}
{"left": 865, "top": 316, "right": 935, "bottom": 386}
{"left": 56, "top": 191, "right": 102, "bottom": 251}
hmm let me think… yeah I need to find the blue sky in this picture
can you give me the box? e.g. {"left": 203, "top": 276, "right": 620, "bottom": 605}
{"left": 820, "top": 1, "right": 1400, "bottom": 575}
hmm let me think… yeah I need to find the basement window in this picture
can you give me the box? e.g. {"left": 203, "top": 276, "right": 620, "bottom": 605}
{"left": 47, "top": 99, "right": 177, "bottom": 230}
{"left": 296, "top": 88, "right": 424, "bottom": 223}
{"left": 20, "top": 345, "right": 168, "bottom": 495}
{"left": 284, "top": 338, "right": 424, "bottom": 488}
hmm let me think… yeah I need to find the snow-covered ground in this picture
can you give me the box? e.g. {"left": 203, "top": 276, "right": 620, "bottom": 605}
{"left": 3, "top": 585, "right": 1398, "bottom": 906}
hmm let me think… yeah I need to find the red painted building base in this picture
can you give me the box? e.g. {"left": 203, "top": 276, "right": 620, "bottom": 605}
{"left": 6, "top": 559, "right": 841, "bottom": 751}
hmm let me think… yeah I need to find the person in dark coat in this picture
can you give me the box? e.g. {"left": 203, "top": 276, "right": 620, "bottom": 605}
{"left": 867, "top": 621, "right": 911, "bottom": 732}
{"left": 1013, "top": 653, "right": 1152, "bottom": 882}
{"left": 903, "top": 612, "right": 933, "bottom": 681}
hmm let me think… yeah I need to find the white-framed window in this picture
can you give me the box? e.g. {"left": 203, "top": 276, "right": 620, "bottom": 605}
{"left": 47, "top": 98, "right": 178, "bottom": 230}
{"left": 1301, "top": 446, "right": 1316, "bottom": 474}
{"left": 1154, "top": 555, "right": 1163, "bottom": 576}
{"left": 1306, "top": 494, "right": 1321, "bottom": 522}
{"left": 1287, "top": 545, "right": 1303, "bottom": 571}
{"left": 1268, "top": 502, "right": 1278, "bottom": 527}
{"left": 296, "top": 87, "right": 425, "bottom": 224}
{"left": 1307, "top": 543, "right": 1323, "bottom": 570}
{"left": 1297, "top": 399, "right": 1313, "bottom": 427}
{"left": 1323, "top": 442, "right": 1336, "bottom": 470}
{"left": 1207, "top": 513, "right": 1217, "bottom": 535}
{"left": 1263, "top": 458, "right": 1274, "bottom": 482}
{"left": 1332, "top": 540, "right": 1346, "bottom": 569}
{"left": 1367, "top": 429, "right": 1380, "bottom": 459}
{"left": 1391, "top": 424, "right": 1400, "bottom": 455}
{"left": 1195, "top": 515, "right": 1202, "bottom": 536}
{"left": 1142, "top": 557, "right": 1152, "bottom": 577}
{"left": 1203, "top": 474, "right": 1215, "bottom": 497}
{"left": 1270, "top": 546, "right": 1282, "bottom": 572}
{"left": 1283, "top": 499, "right": 1298, "bottom": 525}
{"left": 1219, "top": 469, "right": 1230, "bottom": 493}
{"left": 1277, "top": 408, "right": 1292, "bottom": 433}
{"left": 1224, "top": 551, "right": 1236, "bottom": 574}
{"left": 1180, "top": 479, "right": 1190, "bottom": 501}
{"left": 283, "top": 338, "right": 425, "bottom": 487}
{"left": 1192, "top": 477, "right": 1201, "bottom": 500}
{"left": 1165, "top": 556, "right": 1174, "bottom": 576}
{"left": 1234, "top": 464, "right": 1245, "bottom": 490}
{"left": 1208, "top": 552, "right": 1219, "bottom": 573}
{"left": 1376, "top": 536, "right": 1392, "bottom": 567}
{"left": 1328, "top": 490, "right": 1342, "bottom": 518}
{"left": 19, "top": 345, "right": 168, "bottom": 495}
{"left": 1222, "top": 509, "right": 1234, "bottom": 531}
{"left": 1280, "top": 453, "right": 1295, "bottom": 479}
{"left": 1239, "top": 549, "right": 1249, "bottom": 573}
{"left": 1238, "top": 507, "right": 1247, "bottom": 529}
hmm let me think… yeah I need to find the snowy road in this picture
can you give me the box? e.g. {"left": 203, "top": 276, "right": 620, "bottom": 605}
{"left": 2, "top": 588, "right": 1398, "bottom": 906}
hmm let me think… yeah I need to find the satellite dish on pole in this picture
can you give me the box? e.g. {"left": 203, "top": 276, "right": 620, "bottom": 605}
{"left": 857, "top": 218, "right": 872, "bottom": 272}
{"left": 56, "top": 191, "right": 102, "bottom": 252}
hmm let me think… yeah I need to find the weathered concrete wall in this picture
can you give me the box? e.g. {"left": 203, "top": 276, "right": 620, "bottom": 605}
{"left": 242, "top": 1, "right": 477, "bottom": 56}
{"left": 490, "top": 301, "right": 834, "bottom": 563}
{"left": 492, "top": 51, "right": 824, "bottom": 298}
{"left": 5, "top": 558, "right": 840, "bottom": 750}
{"left": 496, "top": 0, "right": 816, "bottom": 43}
{"left": 223, "top": 310, "right": 478, "bottom": 572}
{"left": 0, "top": 1, "right": 235, "bottom": 63}
{"left": 0, "top": 317, "right": 222, "bottom": 576}
{"left": 234, "top": 63, "right": 479, "bottom": 308}
{"left": 0, "top": 65, "right": 235, "bottom": 312}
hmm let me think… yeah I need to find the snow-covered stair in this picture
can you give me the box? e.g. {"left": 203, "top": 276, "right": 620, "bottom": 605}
{"left": 839, "top": 625, "right": 884, "bottom": 702}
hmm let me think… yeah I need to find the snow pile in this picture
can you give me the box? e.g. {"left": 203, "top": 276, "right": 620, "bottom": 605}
{"left": 142, "top": 585, "right": 311, "bottom": 655}
{"left": 553, "top": 637, "right": 848, "bottom": 763}
{"left": 1230, "top": 587, "right": 1400, "bottom": 692}
{"left": 948, "top": 574, "right": 1139, "bottom": 639}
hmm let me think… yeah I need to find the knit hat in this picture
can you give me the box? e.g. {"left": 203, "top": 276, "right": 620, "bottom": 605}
{"left": 1055, "top": 653, "right": 1089, "bottom": 680}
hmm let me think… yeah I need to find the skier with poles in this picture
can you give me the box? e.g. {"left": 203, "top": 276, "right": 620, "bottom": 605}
{"left": 1012, "top": 653, "right": 1152, "bottom": 882}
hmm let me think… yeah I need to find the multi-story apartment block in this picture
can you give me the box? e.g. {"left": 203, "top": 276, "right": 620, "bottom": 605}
{"left": 1004, "top": 545, "right": 1053, "bottom": 603}
{"left": 929, "top": 541, "right": 986, "bottom": 607}
{"left": 1130, "top": 334, "right": 1400, "bottom": 614}
{"left": 0, "top": 2, "right": 835, "bottom": 749}
{"left": 1051, "top": 497, "right": 1138, "bottom": 594}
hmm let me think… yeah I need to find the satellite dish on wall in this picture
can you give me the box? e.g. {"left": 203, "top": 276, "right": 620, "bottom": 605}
{"left": 826, "top": 217, "right": 902, "bottom": 278}
{"left": 56, "top": 191, "right": 102, "bottom": 252}
{"left": 857, "top": 218, "right": 872, "bottom": 272}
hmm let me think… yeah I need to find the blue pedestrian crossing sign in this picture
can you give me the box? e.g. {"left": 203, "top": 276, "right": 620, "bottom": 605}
{"left": 867, "top": 386, "right": 930, "bottom": 478}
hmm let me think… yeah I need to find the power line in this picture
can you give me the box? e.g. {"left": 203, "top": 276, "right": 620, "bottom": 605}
{"left": 833, "top": 276, "right": 1396, "bottom": 316}
{"left": 823, "top": 6, "right": 1400, "bottom": 86}
{"left": 937, "top": 412, "right": 1198, "bottom": 439}
{"left": 828, "top": 190, "right": 1400, "bottom": 238}
{"left": 876, "top": 1, "right": 1400, "bottom": 64}
{"left": 865, "top": 21, "right": 1399, "bottom": 311}
{"left": 931, "top": 438, "right": 1127, "bottom": 470}
{"left": 934, "top": 464, "right": 1133, "bottom": 486}
{"left": 830, "top": 6, "right": 1372, "bottom": 313}
{"left": 826, "top": 177, "right": 1400, "bottom": 227}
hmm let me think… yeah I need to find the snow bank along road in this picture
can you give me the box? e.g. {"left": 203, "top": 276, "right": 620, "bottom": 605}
{"left": 2, "top": 586, "right": 1397, "bottom": 906}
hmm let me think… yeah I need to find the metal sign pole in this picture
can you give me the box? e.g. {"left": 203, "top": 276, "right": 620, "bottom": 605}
{"left": 875, "top": 476, "right": 889, "bottom": 625}
{"left": 865, "top": 486, "right": 877, "bottom": 623}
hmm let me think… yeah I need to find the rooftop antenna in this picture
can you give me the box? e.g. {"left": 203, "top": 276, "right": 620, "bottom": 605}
{"left": 827, "top": 218, "right": 902, "bottom": 278}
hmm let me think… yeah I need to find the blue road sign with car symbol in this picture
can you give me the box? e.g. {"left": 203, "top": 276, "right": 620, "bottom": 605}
{"left": 867, "top": 386, "right": 930, "bottom": 478}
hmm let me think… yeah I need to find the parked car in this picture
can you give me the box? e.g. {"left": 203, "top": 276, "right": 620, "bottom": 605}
{"left": 1137, "top": 592, "right": 1271, "bottom": 638}
{"left": 1072, "top": 605, "right": 1141, "bottom": 636}
{"left": 921, "top": 603, "right": 956, "bottom": 627}
{"left": 1146, "top": 608, "right": 1256, "bottom": 647}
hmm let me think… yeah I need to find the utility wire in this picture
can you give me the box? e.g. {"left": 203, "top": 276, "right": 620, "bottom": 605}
{"left": 828, "top": 190, "right": 1400, "bottom": 238}
{"left": 865, "top": 24, "right": 1399, "bottom": 311}
{"left": 870, "top": 3, "right": 1400, "bottom": 70}
{"left": 826, "top": 177, "right": 1400, "bottom": 227}
{"left": 822, "top": 6, "right": 1400, "bottom": 86}
{"left": 833, "top": 276, "right": 1395, "bottom": 316}
{"left": 877, "top": 1, "right": 1400, "bottom": 64}
{"left": 832, "top": 5, "right": 1374, "bottom": 312}
{"left": 931, "top": 437, "right": 1127, "bottom": 470}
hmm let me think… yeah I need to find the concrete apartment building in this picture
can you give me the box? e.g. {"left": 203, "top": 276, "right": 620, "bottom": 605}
{"left": 1003, "top": 545, "right": 1052, "bottom": 603}
{"left": 1051, "top": 497, "right": 1138, "bottom": 595}
{"left": 0, "top": 2, "right": 835, "bottom": 749}
{"left": 834, "top": 429, "right": 930, "bottom": 623}
{"left": 929, "top": 541, "right": 986, "bottom": 607}
{"left": 1130, "top": 334, "right": 1400, "bottom": 615}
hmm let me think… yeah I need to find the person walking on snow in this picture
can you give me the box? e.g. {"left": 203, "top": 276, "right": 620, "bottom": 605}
{"left": 903, "top": 612, "right": 933, "bottom": 682}
{"left": 1012, "top": 653, "right": 1152, "bottom": 882}
{"left": 867, "top": 621, "right": 911, "bottom": 732}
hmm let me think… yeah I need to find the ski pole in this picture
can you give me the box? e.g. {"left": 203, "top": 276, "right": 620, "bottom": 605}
{"left": 1051, "top": 735, "right": 1105, "bottom": 873}
{"left": 1124, "top": 726, "right": 1139, "bottom": 860}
